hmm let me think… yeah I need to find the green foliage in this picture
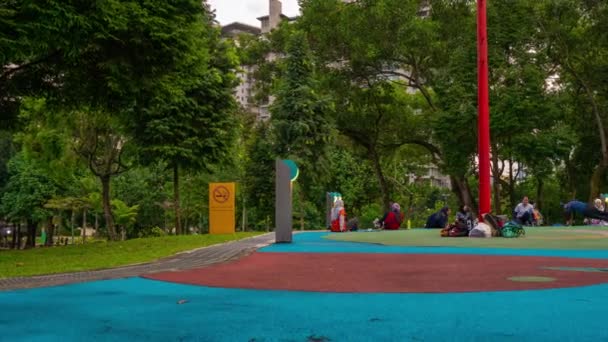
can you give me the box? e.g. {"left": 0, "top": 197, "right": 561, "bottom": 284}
{"left": 138, "top": 226, "right": 166, "bottom": 238}
{"left": 326, "top": 147, "right": 380, "bottom": 216}
{"left": 271, "top": 30, "right": 333, "bottom": 204}
{"left": 0, "top": 131, "right": 14, "bottom": 189}
{"left": 0, "top": 153, "right": 58, "bottom": 222}
{"left": 111, "top": 199, "right": 139, "bottom": 237}
{"left": 4, "top": 0, "right": 608, "bottom": 238}
{"left": 359, "top": 203, "right": 383, "bottom": 228}
{"left": 242, "top": 122, "right": 275, "bottom": 230}
{"left": 112, "top": 164, "right": 168, "bottom": 232}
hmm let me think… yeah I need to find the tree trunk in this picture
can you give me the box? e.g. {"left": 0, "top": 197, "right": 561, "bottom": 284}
{"left": 369, "top": 147, "right": 390, "bottom": 211}
{"left": 173, "top": 164, "right": 182, "bottom": 235}
{"left": 590, "top": 162, "right": 607, "bottom": 202}
{"left": 25, "top": 219, "right": 36, "bottom": 249}
{"left": 536, "top": 177, "right": 544, "bottom": 211}
{"left": 567, "top": 63, "right": 607, "bottom": 201}
{"left": 100, "top": 176, "right": 117, "bottom": 240}
{"left": 450, "top": 175, "right": 477, "bottom": 218}
{"left": 565, "top": 157, "right": 577, "bottom": 200}
{"left": 12, "top": 223, "right": 19, "bottom": 249}
{"left": 508, "top": 157, "right": 516, "bottom": 212}
{"left": 45, "top": 217, "right": 54, "bottom": 247}
{"left": 82, "top": 208, "right": 87, "bottom": 243}
{"left": 70, "top": 210, "right": 76, "bottom": 244}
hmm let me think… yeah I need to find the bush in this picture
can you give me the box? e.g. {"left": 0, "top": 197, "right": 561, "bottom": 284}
{"left": 359, "top": 203, "right": 383, "bottom": 228}
{"left": 138, "top": 226, "right": 166, "bottom": 238}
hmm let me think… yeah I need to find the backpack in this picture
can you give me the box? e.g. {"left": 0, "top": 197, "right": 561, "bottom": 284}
{"left": 440, "top": 223, "right": 469, "bottom": 237}
{"left": 469, "top": 222, "right": 492, "bottom": 238}
{"left": 449, "top": 225, "right": 469, "bottom": 237}
{"left": 483, "top": 213, "right": 504, "bottom": 237}
{"left": 501, "top": 221, "right": 525, "bottom": 238}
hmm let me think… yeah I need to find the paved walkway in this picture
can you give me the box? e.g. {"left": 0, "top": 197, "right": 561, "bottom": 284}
{"left": 0, "top": 233, "right": 275, "bottom": 291}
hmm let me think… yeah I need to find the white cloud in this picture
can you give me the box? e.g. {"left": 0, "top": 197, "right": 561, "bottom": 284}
{"left": 207, "top": 0, "right": 300, "bottom": 26}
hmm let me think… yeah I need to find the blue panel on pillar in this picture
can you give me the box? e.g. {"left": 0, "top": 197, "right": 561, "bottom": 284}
{"left": 282, "top": 159, "right": 299, "bottom": 181}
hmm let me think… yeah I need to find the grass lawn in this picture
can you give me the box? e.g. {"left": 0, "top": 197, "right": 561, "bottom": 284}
{"left": 0, "top": 232, "right": 263, "bottom": 278}
{"left": 327, "top": 226, "right": 608, "bottom": 250}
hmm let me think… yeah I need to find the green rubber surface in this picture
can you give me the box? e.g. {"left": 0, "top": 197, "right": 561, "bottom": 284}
{"left": 328, "top": 226, "right": 608, "bottom": 250}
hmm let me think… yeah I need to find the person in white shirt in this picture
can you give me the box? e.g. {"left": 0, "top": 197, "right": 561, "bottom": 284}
{"left": 513, "top": 196, "right": 534, "bottom": 225}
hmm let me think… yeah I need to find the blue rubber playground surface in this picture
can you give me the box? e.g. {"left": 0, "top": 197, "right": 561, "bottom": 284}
{"left": 1, "top": 231, "right": 608, "bottom": 341}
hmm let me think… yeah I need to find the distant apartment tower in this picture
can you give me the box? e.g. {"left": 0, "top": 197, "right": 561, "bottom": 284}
{"left": 221, "top": 0, "right": 290, "bottom": 121}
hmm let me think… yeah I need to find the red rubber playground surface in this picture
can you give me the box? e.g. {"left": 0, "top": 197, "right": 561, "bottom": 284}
{"left": 148, "top": 252, "right": 608, "bottom": 293}
{"left": 147, "top": 232, "right": 608, "bottom": 293}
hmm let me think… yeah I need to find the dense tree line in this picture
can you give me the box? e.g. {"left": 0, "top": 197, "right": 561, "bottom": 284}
{"left": 1, "top": 0, "right": 607, "bottom": 248}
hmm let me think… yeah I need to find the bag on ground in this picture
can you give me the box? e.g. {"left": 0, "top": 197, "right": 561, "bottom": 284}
{"left": 482, "top": 213, "right": 503, "bottom": 237}
{"left": 501, "top": 221, "right": 525, "bottom": 238}
{"left": 469, "top": 222, "right": 492, "bottom": 238}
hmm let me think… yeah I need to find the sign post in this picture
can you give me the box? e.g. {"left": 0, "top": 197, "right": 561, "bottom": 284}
{"left": 477, "top": 0, "right": 492, "bottom": 217}
{"left": 209, "top": 182, "right": 236, "bottom": 234}
{"left": 275, "top": 159, "right": 299, "bottom": 243}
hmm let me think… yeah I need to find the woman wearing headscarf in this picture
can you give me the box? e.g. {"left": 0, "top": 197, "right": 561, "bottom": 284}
{"left": 589, "top": 198, "right": 608, "bottom": 225}
{"left": 383, "top": 202, "right": 403, "bottom": 230}
{"left": 330, "top": 199, "right": 347, "bottom": 232}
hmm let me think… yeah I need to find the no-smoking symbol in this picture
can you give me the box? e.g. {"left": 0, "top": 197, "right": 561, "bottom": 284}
{"left": 213, "top": 186, "right": 230, "bottom": 203}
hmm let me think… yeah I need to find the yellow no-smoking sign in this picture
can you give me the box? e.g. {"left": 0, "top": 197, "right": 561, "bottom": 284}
{"left": 212, "top": 185, "right": 230, "bottom": 204}
{"left": 209, "top": 183, "right": 235, "bottom": 234}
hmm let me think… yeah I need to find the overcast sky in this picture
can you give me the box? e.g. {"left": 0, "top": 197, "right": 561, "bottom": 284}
{"left": 208, "top": 0, "right": 301, "bottom": 27}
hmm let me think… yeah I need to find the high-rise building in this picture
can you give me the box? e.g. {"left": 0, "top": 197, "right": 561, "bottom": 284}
{"left": 221, "top": 0, "right": 292, "bottom": 121}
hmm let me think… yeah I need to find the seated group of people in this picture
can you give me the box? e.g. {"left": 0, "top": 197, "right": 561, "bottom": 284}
{"left": 564, "top": 199, "right": 608, "bottom": 225}
{"left": 517, "top": 196, "right": 608, "bottom": 226}
{"left": 331, "top": 195, "right": 608, "bottom": 232}
{"left": 424, "top": 205, "right": 474, "bottom": 230}
{"left": 330, "top": 200, "right": 404, "bottom": 232}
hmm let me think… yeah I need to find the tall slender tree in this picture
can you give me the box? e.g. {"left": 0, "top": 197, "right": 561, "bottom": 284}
{"left": 131, "top": 3, "right": 238, "bottom": 234}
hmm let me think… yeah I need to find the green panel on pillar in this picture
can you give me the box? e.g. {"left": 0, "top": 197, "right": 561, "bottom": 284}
{"left": 283, "top": 159, "right": 299, "bottom": 181}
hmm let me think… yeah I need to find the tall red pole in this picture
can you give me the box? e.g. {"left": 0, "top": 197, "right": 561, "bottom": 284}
{"left": 477, "top": 0, "right": 491, "bottom": 217}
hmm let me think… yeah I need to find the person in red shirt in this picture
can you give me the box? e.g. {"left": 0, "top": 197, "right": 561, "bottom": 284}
{"left": 383, "top": 202, "right": 403, "bottom": 230}
{"left": 330, "top": 199, "right": 347, "bottom": 232}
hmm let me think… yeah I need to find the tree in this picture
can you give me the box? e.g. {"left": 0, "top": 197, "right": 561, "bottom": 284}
{"left": 243, "top": 122, "right": 275, "bottom": 230}
{"left": 0, "top": 153, "right": 58, "bottom": 248}
{"left": 539, "top": 0, "right": 608, "bottom": 201}
{"left": 299, "top": 0, "right": 456, "bottom": 210}
{"left": 131, "top": 5, "right": 238, "bottom": 235}
{"left": 111, "top": 199, "right": 139, "bottom": 240}
{"left": 270, "top": 31, "right": 333, "bottom": 228}
{"left": 72, "top": 110, "right": 130, "bottom": 241}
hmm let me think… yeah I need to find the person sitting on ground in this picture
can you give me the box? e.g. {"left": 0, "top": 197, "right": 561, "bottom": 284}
{"left": 513, "top": 196, "right": 534, "bottom": 225}
{"left": 425, "top": 206, "right": 450, "bottom": 229}
{"left": 346, "top": 217, "right": 359, "bottom": 231}
{"left": 587, "top": 198, "right": 608, "bottom": 226}
{"left": 564, "top": 200, "right": 608, "bottom": 226}
{"left": 330, "top": 199, "right": 347, "bottom": 232}
{"left": 382, "top": 202, "right": 403, "bottom": 230}
{"left": 456, "top": 205, "right": 474, "bottom": 231}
